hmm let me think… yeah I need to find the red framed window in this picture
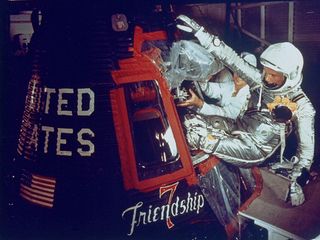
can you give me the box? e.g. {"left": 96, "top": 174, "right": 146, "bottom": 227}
{"left": 111, "top": 79, "right": 195, "bottom": 192}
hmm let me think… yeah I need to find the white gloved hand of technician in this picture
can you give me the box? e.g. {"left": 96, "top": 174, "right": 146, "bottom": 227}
{"left": 290, "top": 181, "right": 305, "bottom": 206}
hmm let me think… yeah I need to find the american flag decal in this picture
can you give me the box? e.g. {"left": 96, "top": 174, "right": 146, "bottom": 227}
{"left": 20, "top": 170, "right": 56, "bottom": 208}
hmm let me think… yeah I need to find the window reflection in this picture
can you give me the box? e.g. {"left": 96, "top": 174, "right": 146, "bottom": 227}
{"left": 124, "top": 80, "right": 182, "bottom": 180}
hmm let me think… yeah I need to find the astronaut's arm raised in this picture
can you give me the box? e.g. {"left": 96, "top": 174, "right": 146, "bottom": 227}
{"left": 176, "top": 14, "right": 262, "bottom": 88}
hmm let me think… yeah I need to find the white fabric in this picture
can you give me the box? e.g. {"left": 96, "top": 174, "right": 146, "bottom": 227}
{"left": 199, "top": 74, "right": 250, "bottom": 120}
{"left": 290, "top": 181, "right": 305, "bottom": 206}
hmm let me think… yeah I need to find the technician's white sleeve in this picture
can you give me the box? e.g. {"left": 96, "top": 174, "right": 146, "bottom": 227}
{"left": 199, "top": 85, "right": 250, "bottom": 119}
{"left": 200, "top": 69, "right": 233, "bottom": 98}
{"left": 200, "top": 82, "right": 223, "bottom": 100}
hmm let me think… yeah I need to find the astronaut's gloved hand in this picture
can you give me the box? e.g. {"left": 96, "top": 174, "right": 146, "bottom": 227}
{"left": 185, "top": 130, "right": 202, "bottom": 150}
{"left": 289, "top": 181, "right": 305, "bottom": 206}
{"left": 176, "top": 15, "right": 217, "bottom": 50}
{"left": 183, "top": 114, "right": 218, "bottom": 152}
{"left": 183, "top": 113, "right": 207, "bottom": 130}
{"left": 271, "top": 156, "right": 298, "bottom": 171}
{"left": 176, "top": 15, "right": 201, "bottom": 34}
{"left": 185, "top": 131, "right": 218, "bottom": 153}
{"left": 291, "top": 159, "right": 311, "bottom": 187}
{"left": 183, "top": 114, "right": 208, "bottom": 150}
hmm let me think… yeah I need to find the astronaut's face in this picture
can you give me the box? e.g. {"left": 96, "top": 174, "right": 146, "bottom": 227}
{"left": 263, "top": 67, "right": 286, "bottom": 89}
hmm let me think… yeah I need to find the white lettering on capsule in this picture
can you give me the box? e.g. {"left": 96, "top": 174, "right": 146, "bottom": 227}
{"left": 122, "top": 182, "right": 205, "bottom": 236}
{"left": 19, "top": 87, "right": 96, "bottom": 157}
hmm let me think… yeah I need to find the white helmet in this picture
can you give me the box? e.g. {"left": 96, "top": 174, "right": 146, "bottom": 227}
{"left": 260, "top": 42, "right": 303, "bottom": 93}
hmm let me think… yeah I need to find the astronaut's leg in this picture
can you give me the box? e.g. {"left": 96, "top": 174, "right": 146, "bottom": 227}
{"left": 212, "top": 131, "right": 280, "bottom": 168}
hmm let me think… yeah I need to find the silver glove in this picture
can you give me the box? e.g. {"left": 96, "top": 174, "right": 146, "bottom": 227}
{"left": 185, "top": 130, "right": 218, "bottom": 153}
{"left": 176, "top": 14, "right": 201, "bottom": 33}
{"left": 183, "top": 113, "right": 208, "bottom": 131}
{"left": 183, "top": 114, "right": 209, "bottom": 150}
{"left": 271, "top": 156, "right": 299, "bottom": 171}
{"left": 185, "top": 130, "right": 202, "bottom": 150}
{"left": 183, "top": 114, "right": 218, "bottom": 152}
{"left": 176, "top": 15, "right": 216, "bottom": 50}
{"left": 289, "top": 181, "right": 305, "bottom": 206}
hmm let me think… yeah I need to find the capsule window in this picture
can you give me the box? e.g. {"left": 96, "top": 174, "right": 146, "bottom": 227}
{"left": 110, "top": 79, "right": 195, "bottom": 192}
{"left": 125, "top": 81, "right": 182, "bottom": 180}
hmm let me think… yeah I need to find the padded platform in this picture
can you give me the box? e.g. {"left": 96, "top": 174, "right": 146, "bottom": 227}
{"left": 239, "top": 168, "right": 320, "bottom": 239}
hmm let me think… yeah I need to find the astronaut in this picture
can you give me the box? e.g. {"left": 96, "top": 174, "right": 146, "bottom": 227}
{"left": 176, "top": 15, "right": 315, "bottom": 206}
{"left": 178, "top": 52, "right": 256, "bottom": 120}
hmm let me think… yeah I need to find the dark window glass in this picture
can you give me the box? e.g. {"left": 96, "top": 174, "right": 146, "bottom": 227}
{"left": 124, "top": 80, "right": 182, "bottom": 180}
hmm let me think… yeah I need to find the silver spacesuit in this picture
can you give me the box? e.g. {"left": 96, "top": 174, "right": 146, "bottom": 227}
{"left": 185, "top": 109, "right": 283, "bottom": 168}
{"left": 177, "top": 15, "right": 315, "bottom": 206}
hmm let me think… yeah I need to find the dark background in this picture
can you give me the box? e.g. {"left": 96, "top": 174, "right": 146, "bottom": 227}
{"left": 1, "top": 0, "right": 319, "bottom": 239}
